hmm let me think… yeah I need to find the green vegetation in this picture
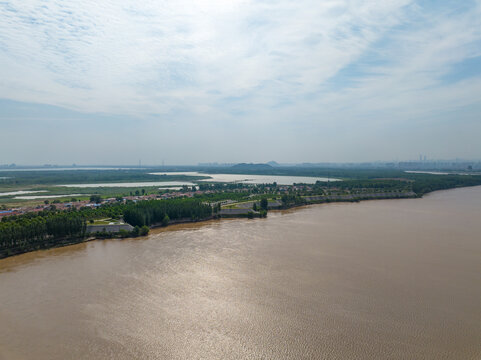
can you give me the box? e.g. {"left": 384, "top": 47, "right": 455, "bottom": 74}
{"left": 91, "top": 218, "right": 121, "bottom": 225}
{"left": 2, "top": 167, "right": 481, "bottom": 259}
{"left": 201, "top": 166, "right": 409, "bottom": 179}
{"left": 0, "top": 169, "right": 209, "bottom": 207}
{"left": 0, "top": 169, "right": 207, "bottom": 187}
{"left": 0, "top": 197, "right": 212, "bottom": 258}
{"left": 409, "top": 174, "right": 481, "bottom": 196}
{"left": 0, "top": 210, "right": 86, "bottom": 258}
{"left": 281, "top": 194, "right": 306, "bottom": 207}
{"left": 123, "top": 199, "right": 212, "bottom": 227}
{"left": 90, "top": 195, "right": 102, "bottom": 204}
{"left": 260, "top": 198, "right": 268, "bottom": 210}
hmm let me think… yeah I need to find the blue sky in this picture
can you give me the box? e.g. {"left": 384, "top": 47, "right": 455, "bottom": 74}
{"left": 1, "top": 0, "right": 480, "bottom": 165}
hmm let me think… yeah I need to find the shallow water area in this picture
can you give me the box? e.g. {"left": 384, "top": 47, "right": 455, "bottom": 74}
{"left": 58, "top": 181, "right": 195, "bottom": 188}
{"left": 14, "top": 193, "right": 85, "bottom": 200}
{"left": 0, "top": 190, "right": 47, "bottom": 197}
{"left": 151, "top": 171, "right": 339, "bottom": 184}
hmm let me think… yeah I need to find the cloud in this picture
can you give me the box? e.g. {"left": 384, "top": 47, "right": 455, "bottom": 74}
{"left": 0, "top": 0, "right": 414, "bottom": 114}
{"left": 1, "top": 0, "right": 481, "bottom": 163}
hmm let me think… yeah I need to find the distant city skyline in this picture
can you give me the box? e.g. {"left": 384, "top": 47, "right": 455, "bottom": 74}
{"left": 2, "top": 157, "right": 481, "bottom": 168}
{"left": 1, "top": 1, "right": 481, "bottom": 164}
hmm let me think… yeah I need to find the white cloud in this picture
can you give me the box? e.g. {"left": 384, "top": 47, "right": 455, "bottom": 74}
{"left": 312, "top": 1, "right": 481, "bottom": 124}
{"left": 1, "top": 0, "right": 415, "bottom": 116}
{"left": 1, "top": 0, "right": 481, "bottom": 163}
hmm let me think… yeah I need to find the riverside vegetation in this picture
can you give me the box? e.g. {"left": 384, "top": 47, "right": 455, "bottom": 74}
{"left": 1, "top": 169, "right": 481, "bottom": 259}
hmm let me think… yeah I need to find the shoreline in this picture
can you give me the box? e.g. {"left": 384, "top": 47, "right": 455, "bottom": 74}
{"left": 1, "top": 186, "right": 478, "bottom": 261}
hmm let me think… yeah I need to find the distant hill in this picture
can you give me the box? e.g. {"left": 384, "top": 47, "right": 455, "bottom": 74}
{"left": 231, "top": 163, "right": 274, "bottom": 171}
{"left": 266, "top": 161, "right": 280, "bottom": 167}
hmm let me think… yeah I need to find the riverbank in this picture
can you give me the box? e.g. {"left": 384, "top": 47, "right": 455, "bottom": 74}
{"left": 4, "top": 185, "right": 481, "bottom": 261}
{"left": 0, "top": 190, "right": 418, "bottom": 260}
{"left": 0, "top": 236, "right": 91, "bottom": 259}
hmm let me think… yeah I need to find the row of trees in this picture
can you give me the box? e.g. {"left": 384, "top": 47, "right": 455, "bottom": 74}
{"left": 410, "top": 175, "right": 481, "bottom": 196}
{"left": 0, "top": 211, "right": 86, "bottom": 254}
{"left": 123, "top": 198, "right": 213, "bottom": 227}
{"left": 281, "top": 194, "right": 306, "bottom": 207}
{"left": 0, "top": 198, "right": 214, "bottom": 257}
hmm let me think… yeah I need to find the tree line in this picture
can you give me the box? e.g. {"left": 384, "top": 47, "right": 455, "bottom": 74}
{"left": 0, "top": 198, "right": 213, "bottom": 257}
{"left": 123, "top": 198, "right": 212, "bottom": 227}
{"left": 0, "top": 211, "right": 86, "bottom": 256}
{"left": 410, "top": 175, "right": 481, "bottom": 196}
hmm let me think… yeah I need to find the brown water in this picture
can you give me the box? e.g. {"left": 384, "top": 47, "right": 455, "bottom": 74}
{"left": 1, "top": 187, "right": 481, "bottom": 360}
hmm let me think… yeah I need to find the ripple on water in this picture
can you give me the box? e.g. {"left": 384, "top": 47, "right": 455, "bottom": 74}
{"left": 1, "top": 187, "right": 481, "bottom": 359}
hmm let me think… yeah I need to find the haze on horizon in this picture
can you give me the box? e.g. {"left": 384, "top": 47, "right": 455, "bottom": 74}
{"left": 1, "top": 0, "right": 481, "bottom": 165}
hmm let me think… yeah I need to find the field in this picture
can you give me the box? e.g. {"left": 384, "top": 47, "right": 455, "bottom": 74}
{"left": 2, "top": 166, "right": 481, "bottom": 209}
{"left": 0, "top": 168, "right": 207, "bottom": 207}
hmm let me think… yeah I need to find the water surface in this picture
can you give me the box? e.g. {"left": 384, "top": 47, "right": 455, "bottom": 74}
{"left": 58, "top": 181, "right": 195, "bottom": 188}
{"left": 14, "top": 194, "right": 85, "bottom": 200}
{"left": 0, "top": 190, "right": 47, "bottom": 197}
{"left": 1, "top": 187, "right": 481, "bottom": 359}
{"left": 151, "top": 172, "right": 339, "bottom": 184}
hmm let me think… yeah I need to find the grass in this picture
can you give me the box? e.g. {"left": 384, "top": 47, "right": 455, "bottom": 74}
{"left": 0, "top": 169, "right": 209, "bottom": 208}
{"left": 0, "top": 185, "right": 168, "bottom": 208}
{"left": 91, "top": 218, "right": 122, "bottom": 225}
{"left": 223, "top": 200, "right": 256, "bottom": 209}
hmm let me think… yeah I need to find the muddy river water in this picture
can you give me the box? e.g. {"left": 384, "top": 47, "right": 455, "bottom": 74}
{"left": 1, "top": 187, "right": 480, "bottom": 359}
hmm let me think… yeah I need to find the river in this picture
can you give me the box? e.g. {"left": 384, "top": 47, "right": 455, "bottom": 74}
{"left": 1, "top": 186, "right": 480, "bottom": 359}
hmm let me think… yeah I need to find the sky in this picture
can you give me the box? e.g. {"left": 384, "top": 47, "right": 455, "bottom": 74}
{"left": 1, "top": 0, "right": 481, "bottom": 165}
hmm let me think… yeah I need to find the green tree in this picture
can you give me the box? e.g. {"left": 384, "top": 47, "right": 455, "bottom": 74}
{"left": 140, "top": 225, "right": 149, "bottom": 236}
{"left": 132, "top": 226, "right": 140, "bottom": 237}
{"left": 260, "top": 198, "right": 268, "bottom": 210}
{"left": 90, "top": 195, "right": 102, "bottom": 204}
{"left": 162, "top": 214, "right": 170, "bottom": 226}
{"left": 119, "top": 229, "right": 130, "bottom": 238}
